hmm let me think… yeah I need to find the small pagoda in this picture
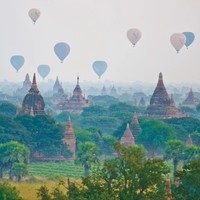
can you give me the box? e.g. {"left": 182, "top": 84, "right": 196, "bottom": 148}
{"left": 120, "top": 123, "right": 135, "bottom": 146}
{"left": 130, "top": 112, "right": 141, "bottom": 139}
{"left": 146, "top": 72, "right": 185, "bottom": 119}
{"left": 181, "top": 88, "right": 199, "bottom": 108}
{"left": 15, "top": 73, "right": 32, "bottom": 96}
{"left": 63, "top": 116, "right": 76, "bottom": 160}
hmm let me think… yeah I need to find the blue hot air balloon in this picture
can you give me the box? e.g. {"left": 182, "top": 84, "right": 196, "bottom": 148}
{"left": 10, "top": 55, "right": 25, "bottom": 72}
{"left": 182, "top": 32, "right": 195, "bottom": 48}
{"left": 54, "top": 42, "right": 70, "bottom": 63}
{"left": 37, "top": 65, "right": 50, "bottom": 79}
{"left": 92, "top": 61, "right": 107, "bottom": 78}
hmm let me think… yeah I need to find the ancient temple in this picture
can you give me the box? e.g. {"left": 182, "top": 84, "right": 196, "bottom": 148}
{"left": 120, "top": 123, "right": 135, "bottom": 146}
{"left": 146, "top": 72, "right": 185, "bottom": 119}
{"left": 53, "top": 76, "right": 61, "bottom": 94}
{"left": 53, "top": 82, "right": 68, "bottom": 104}
{"left": 182, "top": 88, "right": 199, "bottom": 108}
{"left": 110, "top": 85, "right": 118, "bottom": 97}
{"left": 63, "top": 116, "right": 76, "bottom": 160}
{"left": 139, "top": 97, "right": 146, "bottom": 107}
{"left": 57, "top": 76, "right": 91, "bottom": 113}
{"left": 21, "top": 73, "right": 45, "bottom": 116}
{"left": 101, "top": 86, "right": 107, "bottom": 96}
{"left": 130, "top": 112, "right": 141, "bottom": 138}
{"left": 15, "top": 73, "right": 32, "bottom": 96}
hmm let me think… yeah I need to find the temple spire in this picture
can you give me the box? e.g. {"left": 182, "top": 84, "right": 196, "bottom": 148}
{"left": 77, "top": 76, "right": 79, "bottom": 85}
{"left": 63, "top": 115, "right": 76, "bottom": 160}
{"left": 159, "top": 72, "right": 163, "bottom": 81}
{"left": 29, "top": 73, "right": 39, "bottom": 93}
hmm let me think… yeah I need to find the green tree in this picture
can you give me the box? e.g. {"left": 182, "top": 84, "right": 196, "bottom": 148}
{"left": 12, "top": 163, "right": 28, "bottom": 182}
{"left": 191, "top": 132, "right": 200, "bottom": 146}
{"left": 0, "top": 182, "right": 22, "bottom": 200}
{"left": 15, "top": 115, "right": 64, "bottom": 158}
{"left": 0, "top": 141, "right": 30, "bottom": 180}
{"left": 173, "top": 159, "right": 200, "bottom": 200}
{"left": 0, "top": 101, "right": 17, "bottom": 118}
{"left": 138, "top": 119, "right": 176, "bottom": 157}
{"left": 183, "top": 145, "right": 200, "bottom": 162}
{"left": 164, "top": 140, "right": 185, "bottom": 176}
{"left": 37, "top": 143, "right": 170, "bottom": 200}
{"left": 75, "top": 142, "right": 99, "bottom": 177}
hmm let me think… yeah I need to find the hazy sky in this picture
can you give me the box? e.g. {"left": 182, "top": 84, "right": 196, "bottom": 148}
{"left": 1, "top": 0, "right": 200, "bottom": 84}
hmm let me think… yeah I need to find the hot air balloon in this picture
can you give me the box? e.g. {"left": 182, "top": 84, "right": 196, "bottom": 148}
{"left": 54, "top": 42, "right": 70, "bottom": 63}
{"left": 127, "top": 28, "right": 142, "bottom": 47}
{"left": 28, "top": 8, "right": 40, "bottom": 24}
{"left": 170, "top": 33, "right": 186, "bottom": 53}
{"left": 92, "top": 61, "right": 107, "bottom": 78}
{"left": 182, "top": 32, "right": 195, "bottom": 49}
{"left": 10, "top": 55, "right": 25, "bottom": 72}
{"left": 37, "top": 65, "right": 50, "bottom": 79}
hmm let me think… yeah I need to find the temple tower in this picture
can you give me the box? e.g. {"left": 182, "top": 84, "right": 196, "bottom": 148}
{"left": 58, "top": 76, "right": 91, "bottom": 113}
{"left": 21, "top": 73, "right": 45, "bottom": 115}
{"left": 63, "top": 116, "right": 76, "bottom": 160}
{"left": 130, "top": 112, "right": 141, "bottom": 138}
{"left": 182, "top": 88, "right": 199, "bottom": 108}
{"left": 120, "top": 123, "right": 135, "bottom": 146}
{"left": 146, "top": 72, "right": 185, "bottom": 119}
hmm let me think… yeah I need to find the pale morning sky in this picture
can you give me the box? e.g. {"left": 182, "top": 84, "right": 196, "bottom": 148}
{"left": 0, "top": 0, "right": 200, "bottom": 84}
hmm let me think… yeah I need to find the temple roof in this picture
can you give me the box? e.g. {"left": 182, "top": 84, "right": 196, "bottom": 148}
{"left": 146, "top": 72, "right": 185, "bottom": 119}
{"left": 73, "top": 76, "right": 82, "bottom": 96}
{"left": 150, "top": 72, "right": 170, "bottom": 105}
{"left": 53, "top": 76, "right": 60, "bottom": 92}
{"left": 132, "top": 112, "right": 139, "bottom": 125}
{"left": 29, "top": 73, "right": 39, "bottom": 94}
{"left": 182, "top": 88, "right": 199, "bottom": 106}
{"left": 120, "top": 123, "right": 135, "bottom": 146}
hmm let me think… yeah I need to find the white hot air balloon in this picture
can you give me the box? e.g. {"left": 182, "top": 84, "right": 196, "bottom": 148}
{"left": 170, "top": 33, "right": 186, "bottom": 53}
{"left": 127, "top": 28, "right": 142, "bottom": 47}
{"left": 28, "top": 8, "right": 40, "bottom": 24}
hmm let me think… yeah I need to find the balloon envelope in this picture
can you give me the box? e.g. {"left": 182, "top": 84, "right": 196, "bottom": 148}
{"left": 54, "top": 42, "right": 70, "bottom": 63}
{"left": 28, "top": 8, "right": 40, "bottom": 23}
{"left": 170, "top": 33, "right": 186, "bottom": 53}
{"left": 10, "top": 55, "right": 25, "bottom": 72}
{"left": 127, "top": 28, "right": 142, "bottom": 46}
{"left": 92, "top": 61, "right": 107, "bottom": 78}
{"left": 182, "top": 32, "right": 195, "bottom": 48}
{"left": 37, "top": 65, "right": 50, "bottom": 79}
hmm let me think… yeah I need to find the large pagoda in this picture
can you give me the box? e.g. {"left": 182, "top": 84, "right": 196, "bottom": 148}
{"left": 58, "top": 76, "right": 91, "bottom": 113}
{"left": 21, "top": 73, "right": 45, "bottom": 115}
{"left": 146, "top": 72, "right": 185, "bottom": 119}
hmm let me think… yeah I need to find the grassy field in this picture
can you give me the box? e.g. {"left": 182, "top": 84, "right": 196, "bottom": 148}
{"left": 6, "top": 161, "right": 84, "bottom": 200}
{"left": 28, "top": 161, "right": 84, "bottom": 179}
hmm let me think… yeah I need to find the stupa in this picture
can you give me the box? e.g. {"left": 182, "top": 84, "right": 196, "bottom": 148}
{"left": 120, "top": 123, "right": 135, "bottom": 146}
{"left": 21, "top": 73, "right": 45, "bottom": 115}
{"left": 146, "top": 72, "right": 185, "bottom": 119}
